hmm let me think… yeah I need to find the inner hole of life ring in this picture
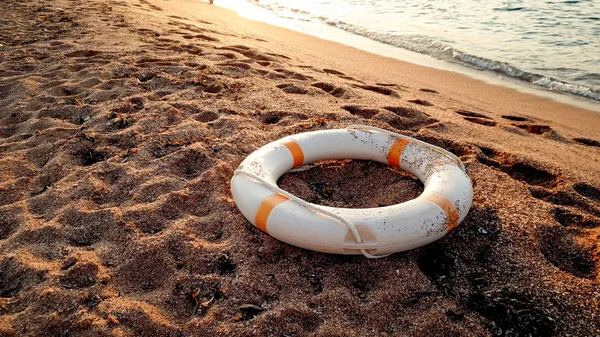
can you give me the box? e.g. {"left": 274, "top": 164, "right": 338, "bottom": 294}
{"left": 277, "top": 159, "right": 424, "bottom": 209}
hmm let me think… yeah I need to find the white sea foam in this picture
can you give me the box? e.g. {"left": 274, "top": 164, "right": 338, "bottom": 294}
{"left": 223, "top": 0, "right": 600, "bottom": 103}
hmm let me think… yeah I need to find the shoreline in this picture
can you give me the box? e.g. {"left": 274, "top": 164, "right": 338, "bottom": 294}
{"left": 1, "top": 0, "right": 599, "bottom": 336}
{"left": 190, "top": 0, "right": 600, "bottom": 147}
{"left": 212, "top": 0, "right": 600, "bottom": 112}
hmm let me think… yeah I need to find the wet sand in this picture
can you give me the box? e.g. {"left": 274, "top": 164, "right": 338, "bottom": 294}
{"left": 1, "top": 0, "right": 599, "bottom": 336}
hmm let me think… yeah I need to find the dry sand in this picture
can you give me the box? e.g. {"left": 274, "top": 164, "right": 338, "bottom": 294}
{"left": 1, "top": 0, "right": 600, "bottom": 336}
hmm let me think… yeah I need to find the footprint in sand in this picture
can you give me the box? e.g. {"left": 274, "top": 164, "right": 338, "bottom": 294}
{"left": 74, "top": 145, "right": 112, "bottom": 167}
{"left": 217, "top": 61, "right": 253, "bottom": 77}
{"left": 167, "top": 21, "right": 220, "bottom": 41}
{"left": 477, "top": 146, "right": 561, "bottom": 188}
{"left": 60, "top": 261, "right": 100, "bottom": 289}
{"left": 342, "top": 105, "right": 379, "bottom": 119}
{"left": 408, "top": 99, "right": 434, "bottom": 107}
{"left": 530, "top": 185, "right": 600, "bottom": 218}
{"left": 155, "top": 37, "right": 178, "bottom": 44}
{"left": 178, "top": 44, "right": 203, "bottom": 55}
{"left": 353, "top": 84, "right": 400, "bottom": 98}
{"left": 463, "top": 117, "right": 497, "bottom": 126}
{"left": 551, "top": 206, "right": 600, "bottom": 228}
{"left": 499, "top": 114, "right": 557, "bottom": 136}
{"left": 459, "top": 110, "right": 569, "bottom": 142}
{"left": 218, "top": 52, "right": 238, "bottom": 60}
{"left": 276, "top": 83, "right": 322, "bottom": 95}
{"left": 0, "top": 205, "right": 26, "bottom": 240}
{"left": 530, "top": 176, "right": 600, "bottom": 212}
{"left": 38, "top": 105, "right": 95, "bottom": 125}
{"left": 513, "top": 123, "right": 552, "bottom": 135}
{"left": 573, "top": 183, "right": 600, "bottom": 204}
{"left": 0, "top": 256, "right": 47, "bottom": 299}
{"left": 64, "top": 50, "right": 103, "bottom": 58}
{"left": 312, "top": 82, "right": 346, "bottom": 98}
{"left": 138, "top": 0, "right": 163, "bottom": 11}
{"left": 274, "top": 68, "right": 313, "bottom": 81}
{"left": 190, "top": 34, "right": 219, "bottom": 42}
{"left": 532, "top": 181, "right": 600, "bottom": 281}
{"left": 501, "top": 115, "right": 534, "bottom": 122}
{"left": 340, "top": 75, "right": 364, "bottom": 82}
{"left": 136, "top": 28, "right": 161, "bottom": 37}
{"left": 536, "top": 223, "right": 598, "bottom": 279}
{"left": 255, "top": 110, "right": 308, "bottom": 126}
{"left": 219, "top": 45, "right": 282, "bottom": 62}
{"left": 323, "top": 68, "right": 345, "bottom": 76}
{"left": 258, "top": 111, "right": 288, "bottom": 125}
{"left": 456, "top": 110, "right": 497, "bottom": 126}
{"left": 267, "top": 53, "right": 291, "bottom": 60}
{"left": 321, "top": 68, "right": 363, "bottom": 82}
{"left": 573, "top": 137, "right": 600, "bottom": 148}
{"left": 530, "top": 183, "right": 600, "bottom": 279}
{"left": 382, "top": 106, "right": 439, "bottom": 132}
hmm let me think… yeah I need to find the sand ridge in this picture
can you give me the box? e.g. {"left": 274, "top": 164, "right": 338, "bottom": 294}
{"left": 1, "top": 0, "right": 599, "bottom": 336}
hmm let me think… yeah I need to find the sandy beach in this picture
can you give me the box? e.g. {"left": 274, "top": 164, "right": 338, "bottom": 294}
{"left": 1, "top": 0, "right": 600, "bottom": 336}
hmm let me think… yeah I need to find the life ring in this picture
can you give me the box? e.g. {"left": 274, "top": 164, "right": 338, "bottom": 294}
{"left": 231, "top": 125, "right": 473, "bottom": 258}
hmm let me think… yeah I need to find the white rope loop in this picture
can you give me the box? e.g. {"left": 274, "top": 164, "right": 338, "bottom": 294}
{"left": 233, "top": 169, "right": 390, "bottom": 259}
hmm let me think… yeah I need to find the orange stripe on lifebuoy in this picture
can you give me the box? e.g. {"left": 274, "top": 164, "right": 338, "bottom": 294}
{"left": 255, "top": 193, "right": 290, "bottom": 233}
{"left": 421, "top": 193, "right": 460, "bottom": 232}
{"left": 282, "top": 140, "right": 304, "bottom": 168}
{"left": 387, "top": 138, "right": 410, "bottom": 167}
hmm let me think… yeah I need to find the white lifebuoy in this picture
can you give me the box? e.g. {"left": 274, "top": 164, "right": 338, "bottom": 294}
{"left": 231, "top": 125, "right": 473, "bottom": 258}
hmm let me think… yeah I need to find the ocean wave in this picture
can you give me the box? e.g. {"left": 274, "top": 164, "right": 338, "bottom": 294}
{"left": 318, "top": 19, "right": 600, "bottom": 102}
{"left": 532, "top": 78, "right": 600, "bottom": 101}
{"left": 454, "top": 52, "right": 600, "bottom": 100}
{"left": 239, "top": 0, "right": 600, "bottom": 102}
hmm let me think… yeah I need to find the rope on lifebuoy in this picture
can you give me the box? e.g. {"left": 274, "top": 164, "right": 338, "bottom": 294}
{"left": 233, "top": 169, "right": 390, "bottom": 259}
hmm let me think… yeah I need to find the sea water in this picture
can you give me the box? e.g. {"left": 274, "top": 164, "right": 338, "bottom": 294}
{"left": 213, "top": 0, "right": 600, "bottom": 103}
